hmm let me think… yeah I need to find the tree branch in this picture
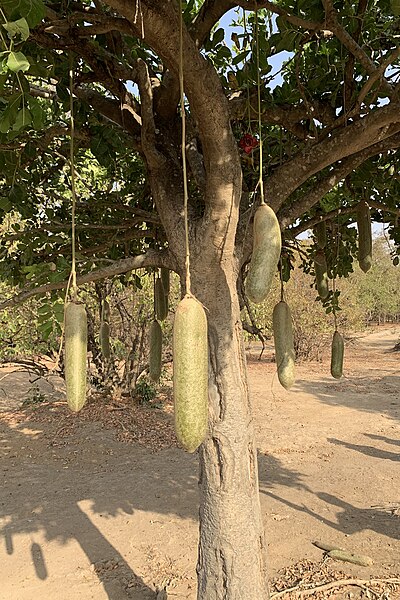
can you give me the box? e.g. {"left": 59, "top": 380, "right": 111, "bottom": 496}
{"left": 356, "top": 46, "right": 400, "bottom": 108}
{"left": 230, "top": 93, "right": 309, "bottom": 139}
{"left": 322, "top": 0, "right": 394, "bottom": 96}
{"left": 234, "top": 1, "right": 324, "bottom": 31}
{"left": 73, "top": 88, "right": 141, "bottom": 142}
{"left": 190, "top": 0, "right": 236, "bottom": 47}
{"left": 288, "top": 206, "right": 356, "bottom": 238}
{"left": 0, "top": 250, "right": 175, "bottom": 312}
{"left": 267, "top": 102, "right": 400, "bottom": 213}
{"left": 136, "top": 58, "right": 162, "bottom": 165}
{"left": 289, "top": 199, "right": 400, "bottom": 239}
{"left": 278, "top": 130, "right": 400, "bottom": 229}
{"left": 106, "top": 0, "right": 241, "bottom": 181}
{"left": 343, "top": 0, "right": 368, "bottom": 111}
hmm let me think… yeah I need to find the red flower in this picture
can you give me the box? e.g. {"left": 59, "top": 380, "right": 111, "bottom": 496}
{"left": 239, "top": 133, "right": 259, "bottom": 154}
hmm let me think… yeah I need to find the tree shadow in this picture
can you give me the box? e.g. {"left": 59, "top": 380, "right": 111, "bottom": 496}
{"left": 257, "top": 451, "right": 310, "bottom": 491}
{"left": 364, "top": 433, "right": 400, "bottom": 447}
{"left": 293, "top": 373, "right": 400, "bottom": 422}
{"left": 0, "top": 416, "right": 199, "bottom": 599}
{"left": 255, "top": 421, "right": 399, "bottom": 545}
{"left": 328, "top": 437, "right": 399, "bottom": 462}
{"left": 260, "top": 489, "right": 400, "bottom": 542}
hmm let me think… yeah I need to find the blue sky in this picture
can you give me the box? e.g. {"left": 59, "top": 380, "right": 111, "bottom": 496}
{"left": 219, "top": 8, "right": 291, "bottom": 89}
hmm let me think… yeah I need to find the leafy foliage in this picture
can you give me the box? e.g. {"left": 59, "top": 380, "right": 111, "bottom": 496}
{"left": 0, "top": 1, "right": 398, "bottom": 318}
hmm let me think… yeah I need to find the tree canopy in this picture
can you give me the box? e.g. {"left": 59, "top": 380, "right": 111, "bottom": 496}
{"left": 0, "top": 0, "right": 399, "bottom": 307}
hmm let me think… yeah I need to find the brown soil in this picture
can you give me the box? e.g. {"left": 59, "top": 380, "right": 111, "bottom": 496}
{"left": 0, "top": 327, "right": 399, "bottom": 599}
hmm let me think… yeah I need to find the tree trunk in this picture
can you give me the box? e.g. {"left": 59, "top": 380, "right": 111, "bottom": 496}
{"left": 191, "top": 262, "right": 269, "bottom": 600}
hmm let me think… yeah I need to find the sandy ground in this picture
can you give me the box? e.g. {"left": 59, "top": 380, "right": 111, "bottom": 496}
{"left": 0, "top": 326, "right": 399, "bottom": 599}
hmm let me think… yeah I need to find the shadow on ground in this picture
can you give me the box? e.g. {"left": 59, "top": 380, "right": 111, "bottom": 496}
{"left": 0, "top": 416, "right": 196, "bottom": 599}
{"left": 292, "top": 374, "right": 400, "bottom": 422}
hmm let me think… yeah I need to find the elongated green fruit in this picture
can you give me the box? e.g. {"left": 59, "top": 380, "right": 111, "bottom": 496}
{"left": 161, "top": 268, "right": 170, "bottom": 294}
{"left": 101, "top": 299, "right": 110, "bottom": 323}
{"left": 99, "top": 299, "right": 111, "bottom": 359}
{"left": 315, "top": 220, "right": 327, "bottom": 249}
{"left": 331, "top": 330, "right": 344, "bottom": 379}
{"left": 314, "top": 249, "right": 329, "bottom": 299}
{"left": 246, "top": 204, "right": 282, "bottom": 304}
{"left": 65, "top": 301, "right": 87, "bottom": 412}
{"left": 155, "top": 277, "right": 168, "bottom": 321}
{"left": 173, "top": 294, "right": 208, "bottom": 452}
{"left": 357, "top": 201, "right": 372, "bottom": 273}
{"left": 149, "top": 320, "right": 162, "bottom": 382}
{"left": 273, "top": 301, "right": 295, "bottom": 390}
{"left": 100, "top": 322, "right": 111, "bottom": 359}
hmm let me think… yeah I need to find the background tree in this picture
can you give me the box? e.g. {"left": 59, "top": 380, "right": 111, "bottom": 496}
{"left": 0, "top": 1, "right": 399, "bottom": 597}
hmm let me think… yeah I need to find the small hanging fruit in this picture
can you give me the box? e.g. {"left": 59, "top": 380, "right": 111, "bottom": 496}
{"left": 331, "top": 330, "right": 344, "bottom": 379}
{"left": 314, "top": 249, "right": 329, "bottom": 300}
{"left": 356, "top": 200, "right": 372, "bottom": 273}
{"left": 149, "top": 319, "right": 162, "bottom": 382}
{"left": 273, "top": 300, "right": 296, "bottom": 390}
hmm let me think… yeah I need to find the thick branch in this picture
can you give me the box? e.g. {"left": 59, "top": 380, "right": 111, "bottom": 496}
{"left": 136, "top": 59, "right": 162, "bottom": 165}
{"left": 191, "top": 0, "right": 235, "bottom": 47}
{"left": 278, "top": 130, "right": 400, "bottom": 229}
{"left": 267, "top": 102, "right": 400, "bottom": 213}
{"left": 0, "top": 250, "right": 174, "bottom": 312}
{"left": 106, "top": 0, "right": 241, "bottom": 184}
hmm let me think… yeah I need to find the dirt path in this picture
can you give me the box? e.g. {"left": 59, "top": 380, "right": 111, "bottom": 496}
{"left": 0, "top": 327, "right": 399, "bottom": 599}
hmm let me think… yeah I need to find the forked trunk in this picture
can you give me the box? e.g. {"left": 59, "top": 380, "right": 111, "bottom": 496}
{"left": 192, "top": 264, "right": 269, "bottom": 600}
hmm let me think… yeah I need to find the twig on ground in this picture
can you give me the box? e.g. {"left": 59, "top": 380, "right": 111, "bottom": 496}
{"left": 270, "top": 577, "right": 400, "bottom": 599}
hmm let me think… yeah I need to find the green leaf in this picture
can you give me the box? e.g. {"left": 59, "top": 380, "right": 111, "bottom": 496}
{"left": 212, "top": 28, "right": 225, "bottom": 45}
{"left": 232, "top": 50, "right": 250, "bottom": 65}
{"left": 0, "top": 0, "right": 45, "bottom": 28}
{"left": 37, "top": 303, "right": 51, "bottom": 315}
{"left": 28, "top": 96, "right": 45, "bottom": 129}
{"left": 17, "top": 72, "right": 30, "bottom": 93}
{"left": 9, "top": 183, "right": 27, "bottom": 204}
{"left": 3, "top": 18, "right": 30, "bottom": 41}
{"left": 12, "top": 107, "right": 32, "bottom": 131}
{"left": 217, "top": 46, "right": 232, "bottom": 60}
{"left": 0, "top": 93, "right": 22, "bottom": 133}
{"left": 0, "top": 196, "right": 12, "bottom": 212}
{"left": 6, "top": 51, "right": 30, "bottom": 73}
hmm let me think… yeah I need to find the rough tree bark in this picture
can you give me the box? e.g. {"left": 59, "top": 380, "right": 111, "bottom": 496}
{"left": 194, "top": 262, "right": 268, "bottom": 599}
